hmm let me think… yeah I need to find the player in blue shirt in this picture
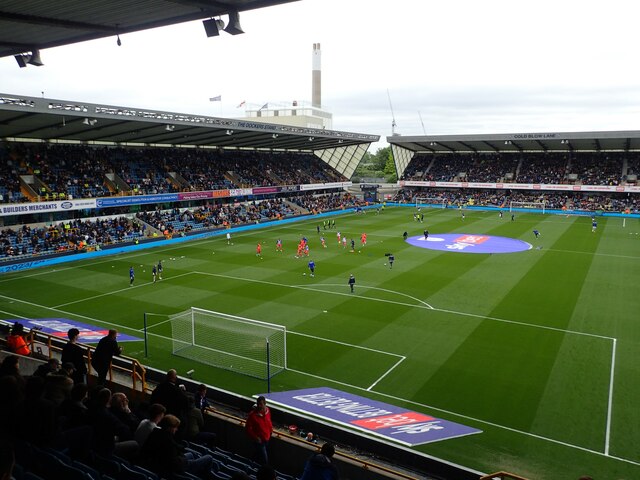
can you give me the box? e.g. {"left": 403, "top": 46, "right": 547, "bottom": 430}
{"left": 157, "top": 260, "right": 163, "bottom": 280}
{"left": 307, "top": 260, "right": 315, "bottom": 277}
{"left": 129, "top": 266, "right": 135, "bottom": 286}
{"left": 152, "top": 264, "right": 157, "bottom": 283}
{"left": 592, "top": 220, "right": 597, "bottom": 232}
{"left": 533, "top": 230, "right": 540, "bottom": 238}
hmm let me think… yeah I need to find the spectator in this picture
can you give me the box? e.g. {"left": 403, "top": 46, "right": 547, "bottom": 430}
{"left": 33, "top": 358, "right": 60, "bottom": 377}
{"left": 184, "top": 395, "right": 217, "bottom": 448}
{"left": 140, "top": 414, "right": 215, "bottom": 480}
{"left": 109, "top": 392, "right": 140, "bottom": 436}
{"left": 134, "top": 403, "right": 166, "bottom": 447}
{"left": 6, "top": 322, "right": 31, "bottom": 356}
{"left": 245, "top": 396, "right": 273, "bottom": 465}
{"left": 87, "top": 387, "right": 139, "bottom": 460}
{"left": 61, "top": 327, "right": 87, "bottom": 385}
{"left": 300, "top": 442, "right": 339, "bottom": 480}
{"left": 194, "top": 383, "right": 211, "bottom": 412}
{"left": 92, "top": 329, "right": 122, "bottom": 385}
{"left": 149, "top": 369, "right": 190, "bottom": 421}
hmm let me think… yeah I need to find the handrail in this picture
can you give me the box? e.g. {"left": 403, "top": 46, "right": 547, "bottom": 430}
{"left": 207, "top": 408, "right": 421, "bottom": 480}
{"left": 26, "top": 327, "right": 147, "bottom": 392}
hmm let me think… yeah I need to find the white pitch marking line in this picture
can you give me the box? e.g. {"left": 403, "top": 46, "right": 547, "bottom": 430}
{"left": 52, "top": 271, "right": 195, "bottom": 308}
{"left": 605, "top": 338, "right": 617, "bottom": 456}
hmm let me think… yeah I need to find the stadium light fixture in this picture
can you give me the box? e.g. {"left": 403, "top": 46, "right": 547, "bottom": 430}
{"left": 116, "top": 34, "right": 122, "bottom": 46}
{"left": 82, "top": 118, "right": 97, "bottom": 126}
{"left": 203, "top": 17, "right": 225, "bottom": 37}
{"left": 14, "top": 49, "right": 44, "bottom": 68}
{"left": 226, "top": 129, "right": 234, "bottom": 135}
{"left": 309, "top": 137, "right": 314, "bottom": 141}
{"left": 166, "top": 125, "right": 175, "bottom": 131}
{"left": 272, "top": 134, "right": 279, "bottom": 139}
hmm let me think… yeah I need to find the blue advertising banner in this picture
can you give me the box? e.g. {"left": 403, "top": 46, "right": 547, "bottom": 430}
{"left": 263, "top": 387, "right": 481, "bottom": 446}
{"left": 4, "top": 317, "right": 141, "bottom": 343}
{"left": 96, "top": 193, "right": 179, "bottom": 208}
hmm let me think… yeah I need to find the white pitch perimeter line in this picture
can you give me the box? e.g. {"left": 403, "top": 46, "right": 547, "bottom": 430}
{"left": 0, "top": 293, "right": 134, "bottom": 334}
{"left": 0, "top": 289, "right": 633, "bottom": 466}
{"left": 284, "top": 365, "right": 640, "bottom": 467}
{"left": 52, "top": 271, "right": 195, "bottom": 309}
{"left": 605, "top": 338, "right": 617, "bottom": 456}
{"left": 367, "top": 355, "right": 406, "bottom": 391}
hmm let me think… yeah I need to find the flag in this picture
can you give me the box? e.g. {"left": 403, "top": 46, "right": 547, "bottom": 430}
{"left": 209, "top": 95, "right": 221, "bottom": 102}
{"left": 259, "top": 102, "right": 268, "bottom": 110}
{"left": 236, "top": 100, "right": 246, "bottom": 108}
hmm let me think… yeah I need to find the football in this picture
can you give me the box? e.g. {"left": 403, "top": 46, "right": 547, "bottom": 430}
{"left": 303, "top": 273, "right": 306, "bottom": 276}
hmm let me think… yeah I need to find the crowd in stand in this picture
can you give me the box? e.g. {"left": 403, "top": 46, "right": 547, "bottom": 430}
{"left": 289, "top": 193, "right": 364, "bottom": 213}
{"left": 394, "top": 188, "right": 640, "bottom": 213}
{"left": 402, "top": 151, "right": 640, "bottom": 185}
{"left": 0, "top": 142, "right": 347, "bottom": 203}
{"left": 0, "top": 217, "right": 143, "bottom": 259}
{"left": 0, "top": 324, "right": 340, "bottom": 480}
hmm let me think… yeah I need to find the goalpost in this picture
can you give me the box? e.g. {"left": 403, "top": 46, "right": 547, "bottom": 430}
{"left": 415, "top": 196, "right": 447, "bottom": 209}
{"left": 509, "top": 201, "right": 546, "bottom": 214}
{"left": 167, "top": 307, "right": 286, "bottom": 380}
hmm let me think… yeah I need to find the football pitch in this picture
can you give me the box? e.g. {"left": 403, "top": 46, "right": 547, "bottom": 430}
{"left": 1, "top": 207, "right": 639, "bottom": 479}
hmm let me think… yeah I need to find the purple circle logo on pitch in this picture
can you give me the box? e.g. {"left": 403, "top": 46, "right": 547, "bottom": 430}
{"left": 407, "top": 234, "right": 532, "bottom": 254}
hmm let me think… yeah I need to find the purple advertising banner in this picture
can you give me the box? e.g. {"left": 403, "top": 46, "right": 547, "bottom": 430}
{"left": 178, "top": 191, "right": 213, "bottom": 201}
{"left": 263, "top": 387, "right": 481, "bottom": 446}
{"left": 253, "top": 186, "right": 279, "bottom": 195}
{"left": 3, "top": 318, "right": 141, "bottom": 343}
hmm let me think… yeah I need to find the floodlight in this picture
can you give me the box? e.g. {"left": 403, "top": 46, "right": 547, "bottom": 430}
{"left": 226, "top": 129, "right": 234, "bottom": 135}
{"left": 166, "top": 125, "right": 175, "bottom": 131}
{"left": 83, "top": 118, "right": 97, "bottom": 126}
{"left": 272, "top": 134, "right": 278, "bottom": 139}
{"left": 203, "top": 18, "right": 225, "bottom": 37}
{"left": 14, "top": 49, "right": 44, "bottom": 68}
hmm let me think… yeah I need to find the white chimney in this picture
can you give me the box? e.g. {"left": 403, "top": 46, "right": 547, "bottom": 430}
{"left": 312, "top": 43, "right": 321, "bottom": 108}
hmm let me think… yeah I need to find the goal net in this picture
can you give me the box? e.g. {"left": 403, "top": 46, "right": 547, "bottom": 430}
{"left": 169, "top": 307, "right": 286, "bottom": 380}
{"left": 509, "top": 201, "right": 546, "bottom": 214}
{"left": 415, "top": 197, "right": 447, "bottom": 208}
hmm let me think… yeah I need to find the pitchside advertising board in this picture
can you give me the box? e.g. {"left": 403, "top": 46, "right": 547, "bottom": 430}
{"left": 263, "top": 387, "right": 481, "bottom": 446}
{"left": 0, "top": 183, "right": 350, "bottom": 217}
{"left": 4, "top": 318, "right": 141, "bottom": 343}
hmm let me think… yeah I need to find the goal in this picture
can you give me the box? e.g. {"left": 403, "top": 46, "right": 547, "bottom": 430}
{"left": 169, "top": 307, "right": 286, "bottom": 380}
{"left": 509, "top": 201, "right": 546, "bottom": 214}
{"left": 415, "top": 197, "right": 447, "bottom": 209}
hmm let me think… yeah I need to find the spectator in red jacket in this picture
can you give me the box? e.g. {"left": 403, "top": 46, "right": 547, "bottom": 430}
{"left": 245, "top": 396, "right": 273, "bottom": 465}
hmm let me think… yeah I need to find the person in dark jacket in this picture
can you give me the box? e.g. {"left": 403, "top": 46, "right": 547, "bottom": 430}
{"left": 149, "top": 369, "right": 190, "bottom": 419}
{"left": 91, "top": 330, "right": 122, "bottom": 385}
{"left": 61, "top": 328, "right": 87, "bottom": 385}
{"left": 140, "top": 414, "right": 214, "bottom": 479}
{"left": 300, "top": 443, "right": 339, "bottom": 480}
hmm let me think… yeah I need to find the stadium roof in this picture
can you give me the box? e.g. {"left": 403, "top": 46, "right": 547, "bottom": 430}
{"left": 0, "top": 0, "right": 298, "bottom": 59}
{"left": 0, "top": 93, "right": 378, "bottom": 151}
{"left": 387, "top": 131, "right": 640, "bottom": 154}
{"left": 0, "top": 93, "right": 378, "bottom": 178}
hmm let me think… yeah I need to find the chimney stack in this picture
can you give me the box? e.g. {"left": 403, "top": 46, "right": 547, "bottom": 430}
{"left": 312, "top": 43, "right": 321, "bottom": 108}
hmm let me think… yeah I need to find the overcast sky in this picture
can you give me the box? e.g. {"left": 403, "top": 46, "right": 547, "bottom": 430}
{"left": 2, "top": 0, "right": 640, "bottom": 151}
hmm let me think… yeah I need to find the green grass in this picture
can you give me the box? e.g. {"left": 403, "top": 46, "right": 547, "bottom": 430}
{"left": 1, "top": 207, "right": 639, "bottom": 479}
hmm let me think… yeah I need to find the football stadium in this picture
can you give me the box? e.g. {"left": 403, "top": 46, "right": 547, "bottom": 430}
{"left": 1, "top": 3, "right": 640, "bottom": 480}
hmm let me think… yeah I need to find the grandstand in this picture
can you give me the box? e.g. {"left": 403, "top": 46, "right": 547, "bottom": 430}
{"left": 2, "top": 2, "right": 640, "bottom": 479}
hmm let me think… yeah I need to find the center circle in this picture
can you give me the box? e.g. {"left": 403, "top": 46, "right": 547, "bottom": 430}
{"left": 407, "top": 234, "right": 532, "bottom": 254}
